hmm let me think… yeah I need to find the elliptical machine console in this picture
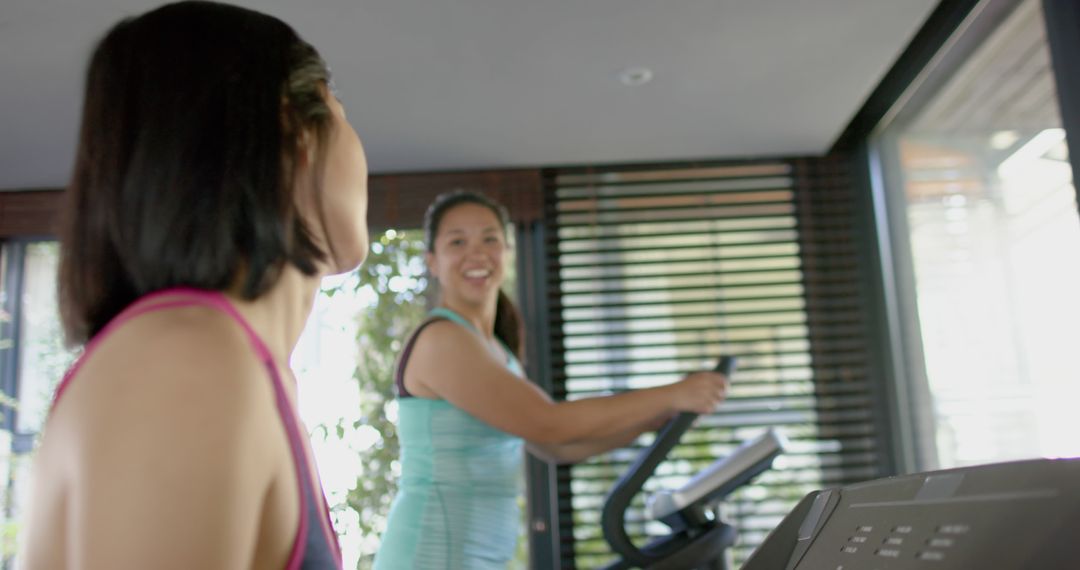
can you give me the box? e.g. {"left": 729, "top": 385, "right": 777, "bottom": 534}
{"left": 601, "top": 357, "right": 787, "bottom": 570}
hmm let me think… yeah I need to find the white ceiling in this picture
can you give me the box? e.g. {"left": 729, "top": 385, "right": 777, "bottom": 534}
{"left": 0, "top": 0, "right": 940, "bottom": 189}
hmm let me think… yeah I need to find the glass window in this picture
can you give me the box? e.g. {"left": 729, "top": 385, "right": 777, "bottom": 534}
{"left": 16, "top": 243, "right": 72, "bottom": 435}
{"left": 0, "top": 241, "right": 76, "bottom": 568}
{"left": 292, "top": 229, "right": 433, "bottom": 570}
{"left": 884, "top": 0, "right": 1080, "bottom": 468}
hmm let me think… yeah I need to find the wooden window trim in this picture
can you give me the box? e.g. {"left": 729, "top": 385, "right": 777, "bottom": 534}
{"left": 0, "top": 168, "right": 544, "bottom": 238}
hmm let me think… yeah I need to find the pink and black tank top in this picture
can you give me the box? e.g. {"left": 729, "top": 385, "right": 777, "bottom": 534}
{"left": 51, "top": 287, "right": 342, "bottom": 570}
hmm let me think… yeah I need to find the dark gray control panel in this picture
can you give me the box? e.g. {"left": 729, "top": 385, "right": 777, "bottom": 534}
{"left": 743, "top": 458, "right": 1080, "bottom": 569}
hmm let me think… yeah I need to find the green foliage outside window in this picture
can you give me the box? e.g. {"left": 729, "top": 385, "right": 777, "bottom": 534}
{"left": 322, "top": 230, "right": 429, "bottom": 569}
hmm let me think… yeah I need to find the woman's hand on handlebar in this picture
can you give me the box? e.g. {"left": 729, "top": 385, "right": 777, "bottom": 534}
{"left": 666, "top": 370, "right": 729, "bottom": 414}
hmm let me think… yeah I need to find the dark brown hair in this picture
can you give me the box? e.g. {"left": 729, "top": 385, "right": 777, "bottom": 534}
{"left": 60, "top": 0, "right": 335, "bottom": 344}
{"left": 424, "top": 190, "right": 524, "bottom": 360}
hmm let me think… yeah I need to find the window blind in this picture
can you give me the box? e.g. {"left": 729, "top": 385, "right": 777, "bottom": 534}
{"left": 543, "top": 158, "right": 883, "bottom": 568}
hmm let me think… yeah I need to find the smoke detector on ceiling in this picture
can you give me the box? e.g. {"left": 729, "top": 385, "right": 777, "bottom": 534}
{"left": 618, "top": 67, "right": 654, "bottom": 86}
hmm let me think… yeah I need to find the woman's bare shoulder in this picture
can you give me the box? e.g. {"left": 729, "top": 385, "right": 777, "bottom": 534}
{"left": 29, "top": 305, "right": 296, "bottom": 569}
{"left": 46, "top": 305, "right": 286, "bottom": 467}
{"left": 410, "top": 318, "right": 491, "bottom": 362}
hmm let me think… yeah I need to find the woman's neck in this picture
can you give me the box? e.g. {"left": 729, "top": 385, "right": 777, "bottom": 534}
{"left": 226, "top": 266, "right": 321, "bottom": 366}
{"left": 440, "top": 295, "right": 497, "bottom": 338}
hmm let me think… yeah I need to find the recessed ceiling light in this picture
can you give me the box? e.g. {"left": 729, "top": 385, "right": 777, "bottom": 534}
{"left": 618, "top": 67, "right": 654, "bottom": 86}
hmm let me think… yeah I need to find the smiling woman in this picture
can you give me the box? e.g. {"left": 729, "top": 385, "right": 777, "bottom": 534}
{"left": 373, "top": 191, "right": 731, "bottom": 570}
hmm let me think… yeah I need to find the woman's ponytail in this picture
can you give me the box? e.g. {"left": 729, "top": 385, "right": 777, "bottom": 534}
{"left": 494, "top": 289, "right": 523, "bottom": 362}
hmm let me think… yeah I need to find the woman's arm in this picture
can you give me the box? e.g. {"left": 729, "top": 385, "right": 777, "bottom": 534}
{"left": 527, "top": 411, "right": 672, "bottom": 464}
{"left": 407, "top": 321, "right": 727, "bottom": 446}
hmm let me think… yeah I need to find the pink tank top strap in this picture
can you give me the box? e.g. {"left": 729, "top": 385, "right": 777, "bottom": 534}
{"left": 51, "top": 287, "right": 273, "bottom": 407}
{"left": 49, "top": 286, "right": 342, "bottom": 569}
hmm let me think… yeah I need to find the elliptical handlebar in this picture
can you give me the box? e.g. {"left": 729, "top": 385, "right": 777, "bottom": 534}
{"left": 601, "top": 357, "right": 737, "bottom": 567}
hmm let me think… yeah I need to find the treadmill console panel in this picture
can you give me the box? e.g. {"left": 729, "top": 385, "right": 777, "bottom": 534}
{"left": 743, "top": 458, "right": 1080, "bottom": 570}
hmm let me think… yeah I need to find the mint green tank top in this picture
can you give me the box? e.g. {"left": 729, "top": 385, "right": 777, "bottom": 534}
{"left": 374, "top": 308, "right": 525, "bottom": 570}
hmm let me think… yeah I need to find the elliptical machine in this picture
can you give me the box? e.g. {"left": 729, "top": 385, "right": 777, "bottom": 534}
{"left": 601, "top": 357, "right": 787, "bottom": 569}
